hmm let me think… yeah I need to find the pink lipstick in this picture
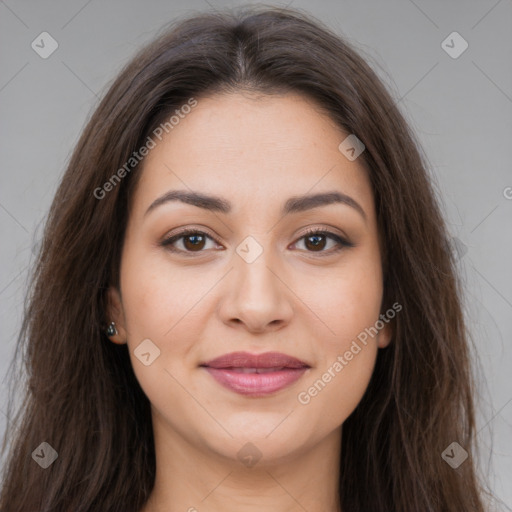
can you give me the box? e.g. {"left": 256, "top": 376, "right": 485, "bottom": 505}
{"left": 200, "top": 351, "right": 310, "bottom": 396}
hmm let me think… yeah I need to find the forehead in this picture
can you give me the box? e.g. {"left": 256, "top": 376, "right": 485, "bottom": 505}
{"left": 131, "top": 91, "right": 374, "bottom": 218}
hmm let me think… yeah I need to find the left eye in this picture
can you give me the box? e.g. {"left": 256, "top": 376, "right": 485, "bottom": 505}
{"left": 161, "top": 229, "right": 351, "bottom": 255}
{"left": 292, "top": 230, "right": 349, "bottom": 253}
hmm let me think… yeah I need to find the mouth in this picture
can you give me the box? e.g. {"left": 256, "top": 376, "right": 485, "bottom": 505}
{"left": 219, "top": 367, "right": 293, "bottom": 373}
{"left": 199, "top": 351, "right": 310, "bottom": 396}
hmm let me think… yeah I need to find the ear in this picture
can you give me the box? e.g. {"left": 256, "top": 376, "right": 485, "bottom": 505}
{"left": 105, "top": 285, "right": 128, "bottom": 345}
{"left": 376, "top": 318, "right": 393, "bottom": 349}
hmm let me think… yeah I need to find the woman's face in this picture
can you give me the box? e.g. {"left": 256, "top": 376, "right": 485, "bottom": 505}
{"left": 107, "top": 91, "right": 391, "bottom": 464}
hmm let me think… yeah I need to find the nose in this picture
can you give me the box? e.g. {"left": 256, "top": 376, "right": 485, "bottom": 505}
{"left": 217, "top": 244, "right": 294, "bottom": 334}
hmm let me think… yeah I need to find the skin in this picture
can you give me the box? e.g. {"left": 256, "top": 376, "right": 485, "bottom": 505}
{"left": 106, "top": 91, "right": 392, "bottom": 512}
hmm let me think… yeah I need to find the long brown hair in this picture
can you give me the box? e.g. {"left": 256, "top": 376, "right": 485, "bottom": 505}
{"left": 0, "top": 5, "right": 495, "bottom": 511}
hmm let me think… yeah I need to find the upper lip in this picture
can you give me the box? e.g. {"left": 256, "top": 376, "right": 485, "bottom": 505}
{"left": 200, "top": 351, "right": 310, "bottom": 369}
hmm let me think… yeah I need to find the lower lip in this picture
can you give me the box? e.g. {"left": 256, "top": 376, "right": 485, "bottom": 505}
{"left": 203, "top": 367, "right": 308, "bottom": 396}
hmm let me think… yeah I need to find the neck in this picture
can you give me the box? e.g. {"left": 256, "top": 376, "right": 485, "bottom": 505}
{"left": 141, "top": 414, "right": 343, "bottom": 512}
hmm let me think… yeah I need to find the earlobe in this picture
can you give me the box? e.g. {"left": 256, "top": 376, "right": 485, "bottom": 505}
{"left": 105, "top": 286, "right": 127, "bottom": 344}
{"left": 377, "top": 321, "right": 393, "bottom": 349}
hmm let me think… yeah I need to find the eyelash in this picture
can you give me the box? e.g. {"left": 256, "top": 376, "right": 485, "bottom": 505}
{"left": 160, "top": 227, "right": 354, "bottom": 257}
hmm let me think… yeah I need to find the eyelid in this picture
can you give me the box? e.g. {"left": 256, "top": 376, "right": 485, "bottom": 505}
{"left": 296, "top": 225, "right": 352, "bottom": 244}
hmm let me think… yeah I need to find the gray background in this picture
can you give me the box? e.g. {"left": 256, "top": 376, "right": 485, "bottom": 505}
{"left": 0, "top": 0, "right": 511, "bottom": 508}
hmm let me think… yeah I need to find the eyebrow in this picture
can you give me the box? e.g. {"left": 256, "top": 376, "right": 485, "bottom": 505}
{"left": 144, "top": 189, "right": 367, "bottom": 221}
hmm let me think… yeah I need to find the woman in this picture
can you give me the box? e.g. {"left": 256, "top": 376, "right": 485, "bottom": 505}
{"left": 0, "top": 5, "right": 494, "bottom": 511}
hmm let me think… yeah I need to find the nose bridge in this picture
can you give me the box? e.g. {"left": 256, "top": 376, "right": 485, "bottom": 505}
{"left": 218, "top": 232, "right": 294, "bottom": 331}
{"left": 234, "top": 233, "right": 281, "bottom": 300}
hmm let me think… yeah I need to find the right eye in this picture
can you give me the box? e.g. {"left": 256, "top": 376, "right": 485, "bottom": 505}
{"left": 160, "top": 229, "right": 223, "bottom": 255}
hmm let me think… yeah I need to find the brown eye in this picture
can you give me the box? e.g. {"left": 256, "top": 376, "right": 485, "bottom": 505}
{"left": 182, "top": 233, "right": 206, "bottom": 251}
{"left": 304, "top": 233, "right": 328, "bottom": 251}
{"left": 293, "top": 230, "right": 353, "bottom": 254}
{"left": 161, "top": 230, "right": 220, "bottom": 254}
{"left": 161, "top": 228, "right": 353, "bottom": 257}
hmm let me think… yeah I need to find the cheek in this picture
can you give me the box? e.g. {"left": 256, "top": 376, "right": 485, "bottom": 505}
{"left": 120, "top": 242, "right": 199, "bottom": 338}
{"left": 297, "top": 268, "right": 383, "bottom": 427}
{"left": 296, "top": 342, "right": 377, "bottom": 436}
{"left": 118, "top": 244, "right": 232, "bottom": 403}
{"left": 295, "top": 246, "right": 383, "bottom": 419}
{"left": 305, "top": 245, "right": 384, "bottom": 348}
{"left": 118, "top": 248, "right": 200, "bottom": 378}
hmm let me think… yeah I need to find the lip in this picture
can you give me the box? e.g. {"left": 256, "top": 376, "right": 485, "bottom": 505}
{"left": 200, "top": 351, "right": 310, "bottom": 397}
{"left": 201, "top": 351, "right": 309, "bottom": 369}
